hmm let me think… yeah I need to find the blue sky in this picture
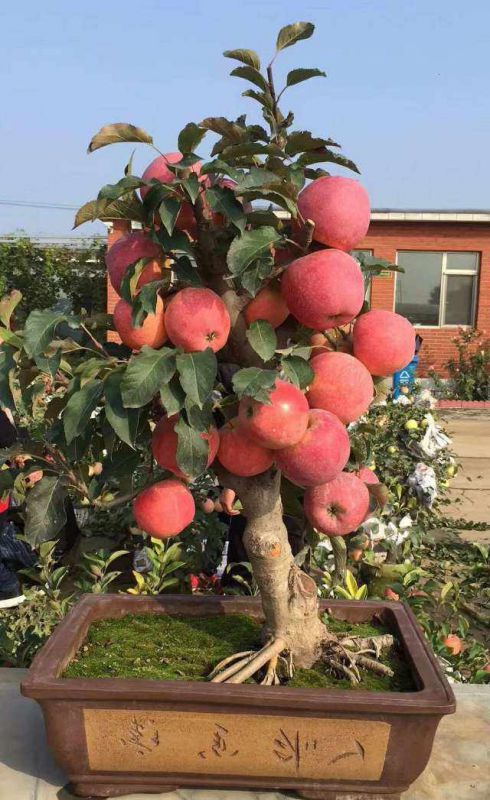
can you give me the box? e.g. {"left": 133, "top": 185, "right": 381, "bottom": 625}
{"left": 1, "top": 0, "right": 489, "bottom": 238}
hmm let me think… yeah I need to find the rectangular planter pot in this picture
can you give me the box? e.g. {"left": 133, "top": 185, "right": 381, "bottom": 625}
{"left": 21, "top": 594, "right": 455, "bottom": 800}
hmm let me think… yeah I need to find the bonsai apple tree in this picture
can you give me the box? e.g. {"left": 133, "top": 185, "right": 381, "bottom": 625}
{"left": 0, "top": 22, "right": 415, "bottom": 685}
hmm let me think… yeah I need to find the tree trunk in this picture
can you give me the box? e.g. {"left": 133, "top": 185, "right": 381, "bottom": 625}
{"left": 220, "top": 467, "right": 328, "bottom": 669}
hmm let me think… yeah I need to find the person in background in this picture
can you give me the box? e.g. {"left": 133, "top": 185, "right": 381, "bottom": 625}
{"left": 0, "top": 408, "right": 37, "bottom": 608}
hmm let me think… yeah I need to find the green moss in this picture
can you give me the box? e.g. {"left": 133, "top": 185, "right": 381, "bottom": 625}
{"left": 63, "top": 612, "right": 415, "bottom": 692}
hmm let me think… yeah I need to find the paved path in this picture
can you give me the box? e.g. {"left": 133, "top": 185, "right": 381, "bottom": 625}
{"left": 0, "top": 670, "right": 488, "bottom": 800}
{"left": 439, "top": 412, "right": 490, "bottom": 534}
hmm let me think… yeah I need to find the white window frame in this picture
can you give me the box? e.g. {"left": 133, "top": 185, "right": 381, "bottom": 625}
{"left": 394, "top": 250, "right": 480, "bottom": 328}
{"left": 351, "top": 248, "right": 374, "bottom": 302}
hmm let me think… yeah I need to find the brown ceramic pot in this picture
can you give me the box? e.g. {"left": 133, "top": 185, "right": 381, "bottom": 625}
{"left": 21, "top": 595, "right": 455, "bottom": 799}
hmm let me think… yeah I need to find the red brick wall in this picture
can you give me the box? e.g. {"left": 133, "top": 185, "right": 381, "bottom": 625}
{"left": 107, "top": 220, "right": 131, "bottom": 342}
{"left": 358, "top": 221, "right": 490, "bottom": 375}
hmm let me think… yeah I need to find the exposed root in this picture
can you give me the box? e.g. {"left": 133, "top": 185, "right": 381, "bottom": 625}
{"left": 340, "top": 633, "right": 394, "bottom": 657}
{"left": 356, "top": 654, "right": 394, "bottom": 677}
{"left": 323, "top": 633, "right": 395, "bottom": 685}
{"left": 207, "top": 651, "right": 255, "bottom": 681}
{"left": 209, "top": 638, "right": 286, "bottom": 685}
{"left": 261, "top": 655, "right": 280, "bottom": 686}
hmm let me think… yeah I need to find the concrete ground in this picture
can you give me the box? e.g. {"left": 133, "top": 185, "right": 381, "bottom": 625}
{"left": 0, "top": 669, "right": 488, "bottom": 800}
{"left": 438, "top": 411, "right": 490, "bottom": 536}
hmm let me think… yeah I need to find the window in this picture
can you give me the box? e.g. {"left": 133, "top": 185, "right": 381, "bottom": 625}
{"left": 395, "top": 251, "right": 479, "bottom": 327}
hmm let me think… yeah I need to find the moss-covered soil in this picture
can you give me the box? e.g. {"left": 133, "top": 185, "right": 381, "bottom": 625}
{"left": 64, "top": 612, "right": 415, "bottom": 691}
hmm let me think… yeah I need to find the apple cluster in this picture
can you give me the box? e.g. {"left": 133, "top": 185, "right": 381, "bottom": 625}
{"left": 106, "top": 155, "right": 415, "bottom": 544}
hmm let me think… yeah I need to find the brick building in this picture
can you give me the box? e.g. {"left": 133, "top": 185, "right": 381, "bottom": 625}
{"left": 106, "top": 210, "right": 490, "bottom": 375}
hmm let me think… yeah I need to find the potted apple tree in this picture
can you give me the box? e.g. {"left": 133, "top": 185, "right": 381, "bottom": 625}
{"left": 14, "top": 21, "right": 454, "bottom": 800}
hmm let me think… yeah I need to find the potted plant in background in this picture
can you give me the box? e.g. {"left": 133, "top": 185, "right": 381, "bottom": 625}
{"left": 7, "top": 21, "right": 455, "bottom": 799}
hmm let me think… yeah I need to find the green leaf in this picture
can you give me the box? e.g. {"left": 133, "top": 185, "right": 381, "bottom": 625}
{"left": 205, "top": 187, "right": 246, "bottom": 233}
{"left": 297, "top": 148, "right": 360, "bottom": 173}
{"left": 34, "top": 350, "right": 61, "bottom": 381}
{"left": 0, "top": 345, "right": 16, "bottom": 411}
{"left": 119, "top": 258, "right": 147, "bottom": 303}
{"left": 230, "top": 66, "right": 269, "bottom": 93}
{"left": 104, "top": 371, "right": 141, "bottom": 447}
{"left": 240, "top": 258, "right": 274, "bottom": 297}
{"left": 240, "top": 184, "right": 298, "bottom": 215}
{"left": 200, "top": 117, "right": 247, "bottom": 143}
{"left": 223, "top": 48, "right": 261, "bottom": 70}
{"left": 0, "top": 327, "right": 23, "bottom": 349}
{"left": 154, "top": 226, "right": 194, "bottom": 257}
{"left": 246, "top": 320, "right": 277, "bottom": 362}
{"left": 73, "top": 195, "right": 144, "bottom": 228}
{"left": 0, "top": 469, "right": 14, "bottom": 499}
{"left": 235, "top": 167, "right": 280, "bottom": 190}
{"left": 226, "top": 226, "right": 281, "bottom": 274}
{"left": 281, "top": 355, "right": 314, "bottom": 389}
{"left": 232, "top": 367, "right": 277, "bottom": 404}
{"left": 345, "top": 569, "right": 359, "bottom": 596}
{"left": 175, "top": 416, "right": 209, "bottom": 479}
{"left": 158, "top": 197, "right": 182, "bottom": 235}
{"left": 160, "top": 376, "right": 186, "bottom": 416}
{"left": 87, "top": 123, "right": 153, "bottom": 153}
{"left": 304, "top": 167, "right": 330, "bottom": 180}
{"left": 367, "top": 482, "right": 389, "bottom": 508}
{"left": 173, "top": 256, "right": 203, "bottom": 287}
{"left": 121, "top": 346, "right": 176, "bottom": 408}
{"left": 181, "top": 173, "right": 200, "bottom": 204}
{"left": 24, "top": 310, "right": 67, "bottom": 357}
{"left": 285, "top": 68, "right": 326, "bottom": 87}
{"left": 142, "top": 182, "right": 179, "bottom": 217}
{"left": 0, "top": 290, "right": 22, "bottom": 328}
{"left": 131, "top": 276, "right": 171, "bottom": 327}
{"left": 63, "top": 379, "right": 103, "bottom": 444}
{"left": 220, "top": 141, "right": 281, "bottom": 159}
{"left": 276, "top": 21, "right": 314, "bottom": 51}
{"left": 24, "top": 476, "right": 67, "bottom": 545}
{"left": 285, "top": 131, "right": 339, "bottom": 155}
{"left": 356, "top": 584, "right": 368, "bottom": 600}
{"left": 177, "top": 122, "right": 206, "bottom": 154}
{"left": 97, "top": 176, "right": 147, "bottom": 203}
{"left": 199, "top": 159, "right": 242, "bottom": 181}
{"left": 176, "top": 349, "right": 217, "bottom": 409}
{"left": 241, "top": 89, "right": 275, "bottom": 111}
{"left": 185, "top": 400, "right": 213, "bottom": 432}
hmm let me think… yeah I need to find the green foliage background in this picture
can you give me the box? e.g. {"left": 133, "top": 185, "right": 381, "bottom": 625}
{"left": 0, "top": 236, "right": 106, "bottom": 321}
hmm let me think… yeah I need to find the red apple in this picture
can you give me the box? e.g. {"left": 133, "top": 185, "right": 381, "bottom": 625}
{"left": 238, "top": 379, "right": 309, "bottom": 450}
{"left": 140, "top": 153, "right": 202, "bottom": 235}
{"left": 297, "top": 176, "right": 370, "bottom": 251}
{"left": 113, "top": 296, "right": 167, "bottom": 350}
{"left": 443, "top": 634, "right": 462, "bottom": 656}
{"left": 307, "top": 352, "right": 374, "bottom": 424}
{"left": 244, "top": 282, "right": 290, "bottom": 329}
{"left": 217, "top": 418, "right": 274, "bottom": 476}
{"left": 356, "top": 467, "right": 379, "bottom": 485}
{"left": 304, "top": 472, "right": 370, "bottom": 536}
{"left": 164, "top": 288, "right": 231, "bottom": 352}
{"left": 275, "top": 409, "right": 350, "bottom": 486}
{"left": 353, "top": 310, "right": 415, "bottom": 376}
{"left": 152, "top": 414, "right": 219, "bottom": 479}
{"left": 106, "top": 231, "right": 163, "bottom": 294}
{"left": 281, "top": 249, "right": 365, "bottom": 330}
{"left": 200, "top": 498, "right": 215, "bottom": 514}
{"left": 132, "top": 479, "right": 195, "bottom": 538}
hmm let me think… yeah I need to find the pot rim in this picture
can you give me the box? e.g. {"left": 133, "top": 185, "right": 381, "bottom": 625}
{"left": 21, "top": 594, "right": 456, "bottom": 716}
